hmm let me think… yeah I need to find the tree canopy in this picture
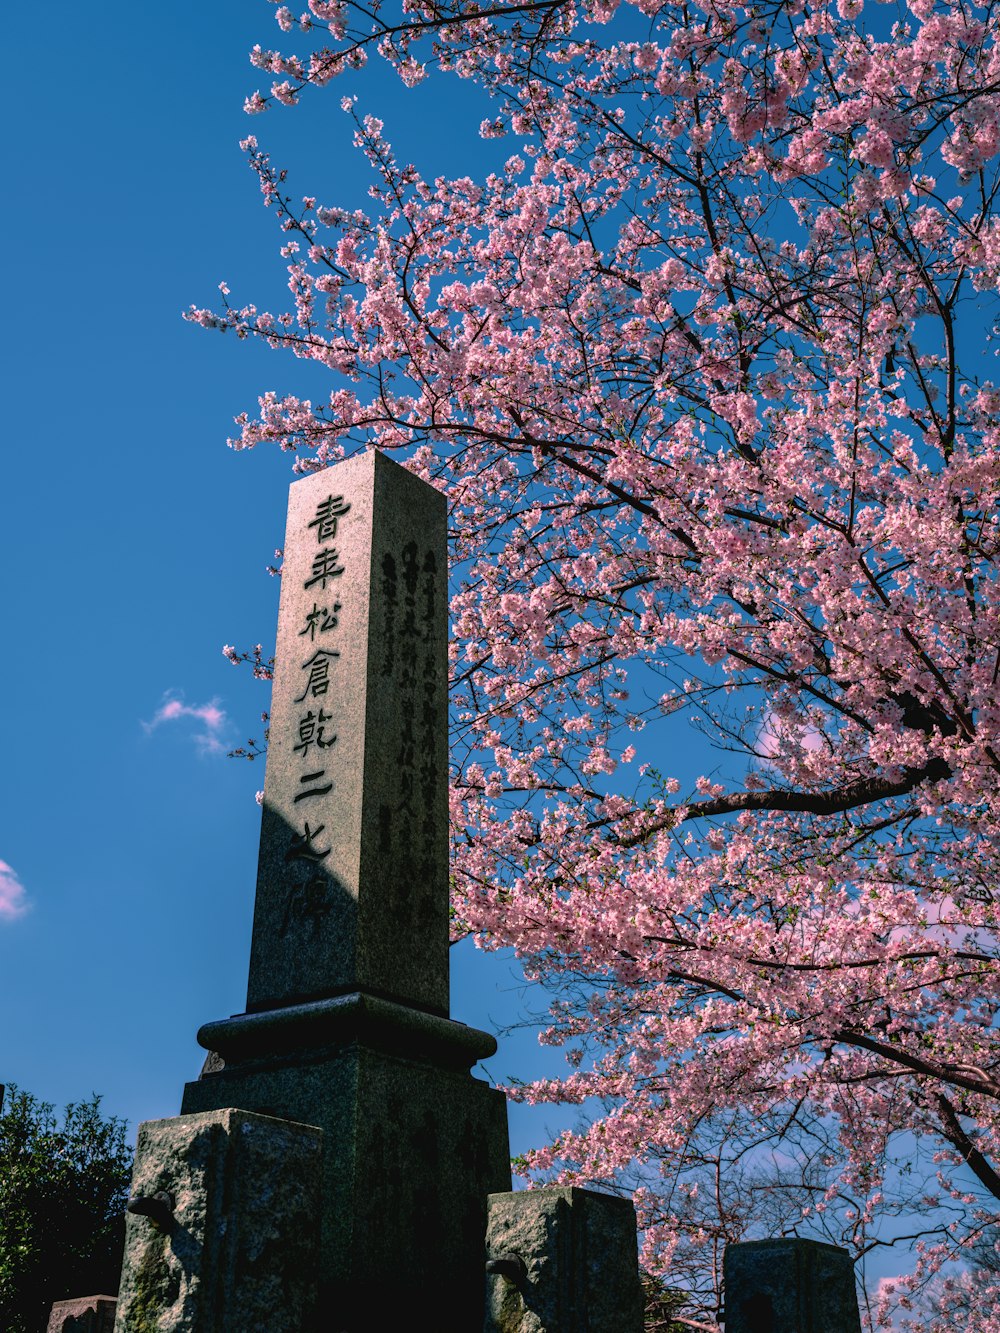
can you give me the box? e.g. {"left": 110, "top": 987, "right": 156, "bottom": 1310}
{"left": 0, "top": 1086, "right": 132, "bottom": 1333}
{"left": 197, "top": 0, "right": 1000, "bottom": 1323}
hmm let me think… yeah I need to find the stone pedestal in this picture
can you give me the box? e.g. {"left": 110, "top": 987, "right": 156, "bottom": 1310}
{"left": 113, "top": 1110, "right": 322, "bottom": 1333}
{"left": 723, "top": 1238, "right": 861, "bottom": 1333}
{"left": 484, "top": 1187, "right": 644, "bottom": 1332}
{"left": 47, "top": 1296, "right": 117, "bottom": 1333}
{"left": 181, "top": 993, "right": 511, "bottom": 1329}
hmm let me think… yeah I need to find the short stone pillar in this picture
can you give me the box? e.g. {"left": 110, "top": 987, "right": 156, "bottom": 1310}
{"left": 484, "top": 1187, "right": 644, "bottom": 1332}
{"left": 47, "top": 1296, "right": 117, "bottom": 1333}
{"left": 723, "top": 1238, "right": 861, "bottom": 1333}
{"left": 114, "top": 1108, "right": 322, "bottom": 1333}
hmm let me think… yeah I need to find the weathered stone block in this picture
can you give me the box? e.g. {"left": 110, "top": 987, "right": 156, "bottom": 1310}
{"left": 484, "top": 1187, "right": 644, "bottom": 1332}
{"left": 47, "top": 1295, "right": 117, "bottom": 1333}
{"left": 723, "top": 1238, "right": 862, "bottom": 1333}
{"left": 113, "top": 1109, "right": 322, "bottom": 1333}
{"left": 182, "top": 1003, "right": 511, "bottom": 1331}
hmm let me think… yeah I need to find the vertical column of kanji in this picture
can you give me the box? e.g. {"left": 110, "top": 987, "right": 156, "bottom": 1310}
{"left": 357, "top": 453, "right": 450, "bottom": 1016}
{"left": 246, "top": 452, "right": 377, "bottom": 1012}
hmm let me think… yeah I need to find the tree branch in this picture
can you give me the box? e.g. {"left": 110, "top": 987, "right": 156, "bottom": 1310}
{"left": 618, "top": 758, "right": 951, "bottom": 847}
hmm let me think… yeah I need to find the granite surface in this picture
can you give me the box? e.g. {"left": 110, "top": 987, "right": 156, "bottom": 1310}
{"left": 182, "top": 1037, "right": 511, "bottom": 1329}
{"left": 723, "top": 1237, "right": 862, "bottom": 1333}
{"left": 484, "top": 1187, "right": 644, "bottom": 1332}
{"left": 113, "top": 1109, "right": 322, "bottom": 1333}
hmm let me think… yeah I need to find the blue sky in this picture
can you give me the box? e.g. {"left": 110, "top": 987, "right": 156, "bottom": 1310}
{"left": 0, "top": 0, "right": 591, "bottom": 1158}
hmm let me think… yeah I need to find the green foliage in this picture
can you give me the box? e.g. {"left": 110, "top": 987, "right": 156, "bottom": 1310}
{"left": 0, "top": 1084, "right": 132, "bottom": 1333}
{"left": 642, "top": 1271, "right": 695, "bottom": 1332}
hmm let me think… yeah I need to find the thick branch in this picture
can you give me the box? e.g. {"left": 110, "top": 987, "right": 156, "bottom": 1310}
{"left": 834, "top": 1028, "right": 1000, "bottom": 1102}
{"left": 935, "top": 1092, "right": 1000, "bottom": 1202}
{"left": 618, "top": 757, "right": 950, "bottom": 847}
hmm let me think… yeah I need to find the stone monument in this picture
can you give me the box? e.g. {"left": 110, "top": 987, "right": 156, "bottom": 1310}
{"left": 115, "top": 451, "right": 511, "bottom": 1330}
{"left": 112, "top": 449, "right": 651, "bottom": 1331}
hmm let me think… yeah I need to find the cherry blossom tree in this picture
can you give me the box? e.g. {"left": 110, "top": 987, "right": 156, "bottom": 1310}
{"left": 192, "top": 0, "right": 1000, "bottom": 1322}
{"left": 881, "top": 1226, "right": 1000, "bottom": 1330}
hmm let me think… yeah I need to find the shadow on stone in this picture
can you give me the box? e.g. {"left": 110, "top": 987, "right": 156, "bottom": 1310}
{"left": 46, "top": 1296, "right": 117, "bottom": 1333}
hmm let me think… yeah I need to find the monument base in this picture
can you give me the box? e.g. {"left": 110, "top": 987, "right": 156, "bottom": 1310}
{"left": 180, "top": 992, "right": 511, "bottom": 1329}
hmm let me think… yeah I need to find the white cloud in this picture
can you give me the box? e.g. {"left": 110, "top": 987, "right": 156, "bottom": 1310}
{"left": 0, "top": 861, "right": 29, "bottom": 921}
{"left": 143, "top": 691, "right": 229, "bottom": 755}
{"left": 757, "top": 706, "right": 825, "bottom": 760}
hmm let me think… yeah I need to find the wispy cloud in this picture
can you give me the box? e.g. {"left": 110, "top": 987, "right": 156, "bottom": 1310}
{"left": 0, "top": 861, "right": 29, "bottom": 921}
{"left": 143, "top": 691, "right": 229, "bottom": 755}
{"left": 757, "top": 706, "right": 825, "bottom": 760}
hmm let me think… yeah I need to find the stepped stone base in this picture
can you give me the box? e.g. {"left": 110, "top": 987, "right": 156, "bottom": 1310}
{"left": 180, "top": 992, "right": 511, "bottom": 1330}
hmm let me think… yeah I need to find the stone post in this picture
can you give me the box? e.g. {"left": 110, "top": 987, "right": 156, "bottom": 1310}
{"left": 114, "top": 1111, "right": 322, "bottom": 1333}
{"left": 48, "top": 1297, "right": 117, "bottom": 1333}
{"left": 484, "top": 1187, "right": 645, "bottom": 1332}
{"left": 723, "top": 1238, "right": 862, "bottom": 1333}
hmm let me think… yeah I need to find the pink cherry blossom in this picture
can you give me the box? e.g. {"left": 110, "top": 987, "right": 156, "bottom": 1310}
{"left": 194, "top": 0, "right": 1000, "bottom": 1320}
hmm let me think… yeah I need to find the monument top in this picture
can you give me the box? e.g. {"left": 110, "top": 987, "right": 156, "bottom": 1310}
{"left": 246, "top": 450, "right": 451, "bottom": 1017}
